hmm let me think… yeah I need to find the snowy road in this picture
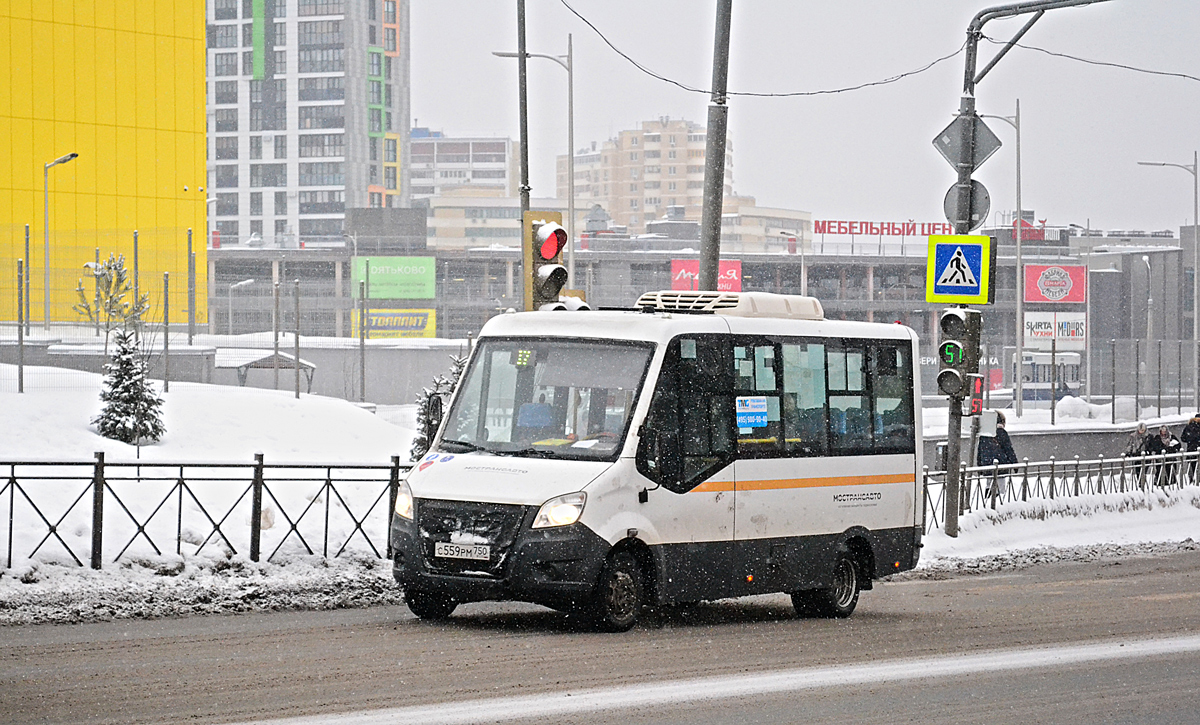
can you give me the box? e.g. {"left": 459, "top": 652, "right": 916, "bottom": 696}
{"left": 3, "top": 549, "right": 1198, "bottom": 725}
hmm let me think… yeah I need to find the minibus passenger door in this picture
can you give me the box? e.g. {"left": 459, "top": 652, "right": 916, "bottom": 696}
{"left": 635, "top": 335, "right": 738, "bottom": 602}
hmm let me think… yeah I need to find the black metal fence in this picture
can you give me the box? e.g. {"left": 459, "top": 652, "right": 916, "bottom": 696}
{"left": 923, "top": 450, "right": 1200, "bottom": 534}
{"left": 2, "top": 453, "right": 411, "bottom": 569}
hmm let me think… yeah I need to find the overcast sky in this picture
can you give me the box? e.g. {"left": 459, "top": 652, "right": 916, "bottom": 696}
{"left": 411, "top": 1, "right": 1200, "bottom": 232}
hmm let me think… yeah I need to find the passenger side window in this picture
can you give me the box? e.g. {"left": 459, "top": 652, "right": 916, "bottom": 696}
{"left": 781, "top": 342, "right": 827, "bottom": 456}
{"left": 735, "top": 343, "right": 782, "bottom": 455}
{"left": 827, "top": 344, "right": 872, "bottom": 455}
{"left": 871, "top": 343, "right": 915, "bottom": 453}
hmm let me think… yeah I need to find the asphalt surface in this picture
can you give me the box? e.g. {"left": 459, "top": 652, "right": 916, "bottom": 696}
{"left": 3, "top": 550, "right": 1199, "bottom": 725}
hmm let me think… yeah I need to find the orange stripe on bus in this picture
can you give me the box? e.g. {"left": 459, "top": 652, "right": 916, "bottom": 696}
{"left": 691, "top": 472, "right": 913, "bottom": 493}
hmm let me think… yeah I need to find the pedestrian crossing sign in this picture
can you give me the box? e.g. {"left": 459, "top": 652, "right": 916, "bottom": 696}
{"left": 926, "top": 235, "right": 995, "bottom": 304}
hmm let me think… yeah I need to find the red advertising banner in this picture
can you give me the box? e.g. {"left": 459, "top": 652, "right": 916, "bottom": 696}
{"left": 671, "top": 259, "right": 742, "bottom": 292}
{"left": 1024, "top": 264, "right": 1087, "bottom": 304}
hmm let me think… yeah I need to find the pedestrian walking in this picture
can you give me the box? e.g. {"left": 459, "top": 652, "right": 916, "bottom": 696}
{"left": 1180, "top": 413, "right": 1200, "bottom": 484}
{"left": 1145, "top": 425, "right": 1182, "bottom": 487}
{"left": 977, "top": 411, "right": 1017, "bottom": 466}
{"left": 1124, "top": 422, "right": 1150, "bottom": 458}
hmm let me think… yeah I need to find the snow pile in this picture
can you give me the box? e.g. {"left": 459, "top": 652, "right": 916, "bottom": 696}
{"left": 922, "top": 486, "right": 1200, "bottom": 561}
{"left": 0, "top": 553, "right": 402, "bottom": 625}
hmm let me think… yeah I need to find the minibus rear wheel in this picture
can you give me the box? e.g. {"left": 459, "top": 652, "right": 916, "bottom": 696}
{"left": 405, "top": 589, "right": 457, "bottom": 620}
{"left": 588, "top": 551, "right": 643, "bottom": 632}
{"left": 791, "top": 552, "right": 860, "bottom": 618}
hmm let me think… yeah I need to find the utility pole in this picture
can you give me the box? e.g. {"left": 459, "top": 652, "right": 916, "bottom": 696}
{"left": 698, "top": 0, "right": 732, "bottom": 291}
{"left": 516, "top": 0, "right": 530, "bottom": 219}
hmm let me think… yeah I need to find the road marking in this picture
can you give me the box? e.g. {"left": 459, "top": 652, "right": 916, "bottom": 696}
{"left": 228, "top": 634, "right": 1200, "bottom": 725}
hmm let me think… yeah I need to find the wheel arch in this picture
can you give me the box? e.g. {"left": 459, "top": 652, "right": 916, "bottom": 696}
{"left": 838, "top": 527, "right": 877, "bottom": 591}
{"left": 608, "top": 536, "right": 659, "bottom": 604}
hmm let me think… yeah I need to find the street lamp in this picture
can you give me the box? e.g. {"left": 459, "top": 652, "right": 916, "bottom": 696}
{"left": 1143, "top": 255, "right": 1153, "bottom": 344}
{"left": 978, "top": 102, "right": 1022, "bottom": 416}
{"left": 494, "top": 34, "right": 576, "bottom": 288}
{"left": 228, "top": 278, "right": 254, "bottom": 335}
{"left": 777, "top": 230, "right": 807, "bottom": 295}
{"left": 1138, "top": 152, "right": 1199, "bottom": 408}
{"left": 44, "top": 151, "right": 79, "bottom": 331}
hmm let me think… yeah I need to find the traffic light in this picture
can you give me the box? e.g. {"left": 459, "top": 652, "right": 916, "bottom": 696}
{"left": 523, "top": 211, "right": 569, "bottom": 311}
{"left": 936, "top": 308, "right": 981, "bottom": 397}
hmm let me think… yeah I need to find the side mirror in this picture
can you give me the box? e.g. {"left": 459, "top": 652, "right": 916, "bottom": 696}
{"left": 424, "top": 395, "right": 444, "bottom": 441}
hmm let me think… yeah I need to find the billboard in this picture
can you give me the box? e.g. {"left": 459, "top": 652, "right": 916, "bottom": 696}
{"left": 671, "top": 259, "right": 742, "bottom": 292}
{"left": 1025, "top": 264, "right": 1086, "bottom": 304}
{"left": 352, "top": 309, "right": 437, "bottom": 338}
{"left": 1024, "top": 311, "right": 1085, "bottom": 350}
{"left": 352, "top": 257, "right": 436, "bottom": 299}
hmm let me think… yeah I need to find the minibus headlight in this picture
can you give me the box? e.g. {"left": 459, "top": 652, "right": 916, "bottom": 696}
{"left": 394, "top": 480, "right": 414, "bottom": 520}
{"left": 532, "top": 492, "right": 586, "bottom": 529}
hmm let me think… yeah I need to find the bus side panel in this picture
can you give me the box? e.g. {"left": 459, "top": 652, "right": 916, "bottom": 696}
{"left": 733, "top": 454, "right": 919, "bottom": 588}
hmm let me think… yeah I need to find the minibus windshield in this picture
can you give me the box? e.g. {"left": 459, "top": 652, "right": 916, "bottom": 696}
{"left": 439, "top": 338, "right": 654, "bottom": 460}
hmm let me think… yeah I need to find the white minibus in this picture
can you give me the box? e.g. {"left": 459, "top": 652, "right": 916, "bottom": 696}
{"left": 391, "top": 290, "right": 923, "bottom": 630}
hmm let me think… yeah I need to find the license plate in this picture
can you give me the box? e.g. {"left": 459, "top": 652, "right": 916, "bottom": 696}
{"left": 434, "top": 541, "right": 490, "bottom": 561}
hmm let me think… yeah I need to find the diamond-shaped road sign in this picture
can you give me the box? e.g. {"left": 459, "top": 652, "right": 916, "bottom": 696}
{"left": 933, "top": 114, "right": 1002, "bottom": 173}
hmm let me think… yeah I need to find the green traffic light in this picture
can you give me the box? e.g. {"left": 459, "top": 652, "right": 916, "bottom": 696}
{"left": 939, "top": 340, "right": 964, "bottom": 365}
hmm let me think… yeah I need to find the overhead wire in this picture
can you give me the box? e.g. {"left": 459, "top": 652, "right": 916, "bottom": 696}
{"left": 980, "top": 36, "right": 1200, "bottom": 84}
{"left": 557, "top": 0, "right": 965, "bottom": 97}
{"left": 558, "top": 0, "right": 1200, "bottom": 97}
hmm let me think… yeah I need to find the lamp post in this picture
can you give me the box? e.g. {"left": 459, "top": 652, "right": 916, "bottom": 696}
{"left": 43, "top": 151, "right": 79, "bottom": 331}
{"left": 778, "top": 230, "right": 807, "bottom": 295}
{"left": 1143, "top": 254, "right": 1153, "bottom": 345}
{"left": 979, "top": 102, "right": 1022, "bottom": 416}
{"left": 493, "top": 34, "right": 576, "bottom": 287}
{"left": 1138, "top": 152, "right": 1199, "bottom": 408}
{"left": 228, "top": 278, "right": 254, "bottom": 335}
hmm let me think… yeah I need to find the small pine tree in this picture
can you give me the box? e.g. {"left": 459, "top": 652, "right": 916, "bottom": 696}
{"left": 93, "top": 328, "right": 165, "bottom": 445}
{"left": 410, "top": 354, "right": 467, "bottom": 461}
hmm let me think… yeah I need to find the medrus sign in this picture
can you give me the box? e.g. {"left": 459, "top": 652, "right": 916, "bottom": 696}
{"left": 1024, "top": 264, "right": 1086, "bottom": 304}
{"left": 671, "top": 259, "right": 742, "bottom": 292}
{"left": 352, "top": 257, "right": 436, "bottom": 299}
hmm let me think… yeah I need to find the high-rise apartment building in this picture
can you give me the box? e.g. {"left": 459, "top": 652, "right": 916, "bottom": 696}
{"left": 557, "top": 117, "right": 733, "bottom": 236}
{"left": 206, "top": 0, "right": 410, "bottom": 247}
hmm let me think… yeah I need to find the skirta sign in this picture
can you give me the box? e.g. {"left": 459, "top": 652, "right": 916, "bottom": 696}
{"left": 1024, "top": 264, "right": 1087, "bottom": 304}
{"left": 671, "top": 259, "right": 742, "bottom": 292}
{"left": 1025, "top": 311, "right": 1085, "bottom": 350}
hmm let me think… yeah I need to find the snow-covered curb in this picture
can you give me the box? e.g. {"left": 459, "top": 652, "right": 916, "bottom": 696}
{"left": 0, "top": 553, "right": 403, "bottom": 626}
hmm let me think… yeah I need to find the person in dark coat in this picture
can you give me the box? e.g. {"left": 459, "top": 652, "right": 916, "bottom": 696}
{"left": 1144, "top": 425, "right": 1182, "bottom": 486}
{"left": 977, "top": 411, "right": 1018, "bottom": 467}
{"left": 1181, "top": 413, "right": 1200, "bottom": 483}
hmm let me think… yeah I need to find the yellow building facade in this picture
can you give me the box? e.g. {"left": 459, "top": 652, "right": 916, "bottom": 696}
{"left": 1, "top": 0, "right": 207, "bottom": 327}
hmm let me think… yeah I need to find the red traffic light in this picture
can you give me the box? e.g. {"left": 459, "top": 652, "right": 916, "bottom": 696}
{"left": 536, "top": 222, "right": 568, "bottom": 261}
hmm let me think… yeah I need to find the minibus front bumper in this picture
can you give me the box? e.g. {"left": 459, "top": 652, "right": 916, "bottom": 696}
{"left": 389, "top": 502, "right": 610, "bottom": 607}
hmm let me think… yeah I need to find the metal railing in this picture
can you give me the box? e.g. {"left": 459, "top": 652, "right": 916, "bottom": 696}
{"left": 923, "top": 449, "right": 1200, "bottom": 534}
{"left": 2, "top": 453, "right": 410, "bottom": 569}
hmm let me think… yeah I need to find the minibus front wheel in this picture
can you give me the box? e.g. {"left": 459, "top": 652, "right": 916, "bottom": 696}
{"left": 405, "top": 589, "right": 458, "bottom": 621}
{"left": 587, "top": 550, "right": 643, "bottom": 632}
{"left": 792, "top": 552, "right": 860, "bottom": 618}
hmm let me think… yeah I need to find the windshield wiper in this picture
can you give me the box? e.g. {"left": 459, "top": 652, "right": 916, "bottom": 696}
{"left": 491, "top": 447, "right": 556, "bottom": 458}
{"left": 439, "top": 439, "right": 489, "bottom": 453}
